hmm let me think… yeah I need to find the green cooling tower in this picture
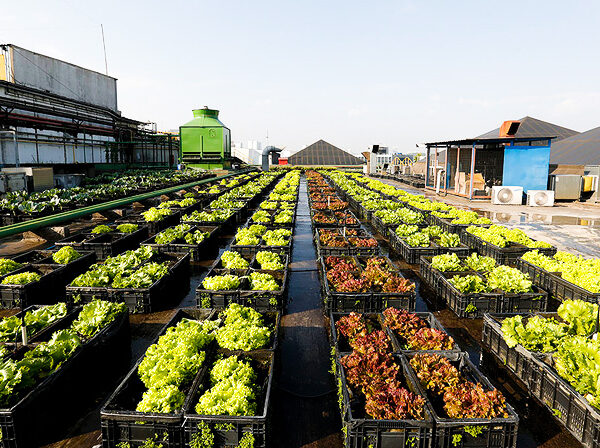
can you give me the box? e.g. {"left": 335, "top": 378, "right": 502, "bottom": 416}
{"left": 180, "top": 107, "right": 231, "bottom": 169}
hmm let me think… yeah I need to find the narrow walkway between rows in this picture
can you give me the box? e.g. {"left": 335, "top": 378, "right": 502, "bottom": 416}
{"left": 271, "top": 176, "right": 342, "bottom": 448}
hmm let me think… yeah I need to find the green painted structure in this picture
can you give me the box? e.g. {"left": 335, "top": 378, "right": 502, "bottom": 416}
{"left": 179, "top": 107, "right": 232, "bottom": 169}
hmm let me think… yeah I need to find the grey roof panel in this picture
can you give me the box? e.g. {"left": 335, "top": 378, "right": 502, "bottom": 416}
{"left": 288, "top": 139, "right": 363, "bottom": 166}
{"left": 550, "top": 126, "right": 600, "bottom": 165}
{"left": 476, "top": 116, "right": 579, "bottom": 141}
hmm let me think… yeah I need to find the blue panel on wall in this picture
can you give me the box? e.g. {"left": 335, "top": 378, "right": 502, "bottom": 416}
{"left": 502, "top": 145, "right": 550, "bottom": 192}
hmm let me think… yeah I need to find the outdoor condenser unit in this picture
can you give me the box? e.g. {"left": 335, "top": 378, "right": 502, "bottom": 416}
{"left": 549, "top": 174, "right": 582, "bottom": 201}
{"left": 491, "top": 186, "right": 523, "bottom": 205}
{"left": 526, "top": 190, "right": 555, "bottom": 207}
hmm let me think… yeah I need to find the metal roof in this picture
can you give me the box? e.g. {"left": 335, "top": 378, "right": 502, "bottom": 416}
{"left": 288, "top": 139, "right": 363, "bottom": 165}
{"left": 477, "top": 116, "right": 579, "bottom": 141}
{"left": 550, "top": 126, "right": 600, "bottom": 165}
{"left": 425, "top": 136, "right": 555, "bottom": 148}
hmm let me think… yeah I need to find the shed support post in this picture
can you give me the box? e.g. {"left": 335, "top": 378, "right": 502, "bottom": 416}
{"left": 444, "top": 144, "right": 449, "bottom": 193}
{"left": 425, "top": 146, "right": 430, "bottom": 188}
{"left": 455, "top": 145, "right": 460, "bottom": 193}
{"left": 469, "top": 143, "right": 476, "bottom": 200}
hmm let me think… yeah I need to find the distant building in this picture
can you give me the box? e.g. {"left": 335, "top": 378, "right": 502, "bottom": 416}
{"left": 288, "top": 139, "right": 363, "bottom": 166}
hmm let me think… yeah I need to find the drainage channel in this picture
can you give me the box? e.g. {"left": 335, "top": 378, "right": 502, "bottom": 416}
{"left": 271, "top": 176, "right": 343, "bottom": 448}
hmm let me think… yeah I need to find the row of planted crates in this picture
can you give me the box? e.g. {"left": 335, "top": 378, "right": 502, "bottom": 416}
{"left": 0, "top": 170, "right": 290, "bottom": 447}
{"left": 481, "top": 300, "right": 600, "bottom": 448}
{"left": 328, "top": 309, "right": 519, "bottom": 448}
{"left": 197, "top": 171, "right": 300, "bottom": 312}
{"left": 98, "top": 171, "right": 300, "bottom": 448}
{"left": 101, "top": 305, "right": 278, "bottom": 448}
{"left": 306, "top": 171, "right": 417, "bottom": 313}
{"left": 318, "top": 168, "right": 600, "bottom": 447}
{"left": 0, "top": 171, "right": 271, "bottom": 311}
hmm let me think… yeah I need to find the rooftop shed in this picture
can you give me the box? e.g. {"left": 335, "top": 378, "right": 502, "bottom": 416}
{"left": 425, "top": 119, "right": 563, "bottom": 199}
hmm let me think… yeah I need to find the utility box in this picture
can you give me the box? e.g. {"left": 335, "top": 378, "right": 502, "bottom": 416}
{"left": 549, "top": 174, "right": 582, "bottom": 200}
{"left": 54, "top": 174, "right": 85, "bottom": 189}
{"left": 179, "top": 108, "right": 231, "bottom": 170}
{"left": 0, "top": 173, "right": 27, "bottom": 193}
{"left": 2, "top": 167, "right": 53, "bottom": 192}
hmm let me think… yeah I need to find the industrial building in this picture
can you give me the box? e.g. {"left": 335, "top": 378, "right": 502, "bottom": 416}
{"left": 0, "top": 44, "right": 178, "bottom": 176}
{"left": 288, "top": 139, "right": 363, "bottom": 166}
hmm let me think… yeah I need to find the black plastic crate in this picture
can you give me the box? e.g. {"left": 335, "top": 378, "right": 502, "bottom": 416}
{"left": 460, "top": 232, "right": 557, "bottom": 266}
{"left": 181, "top": 211, "right": 237, "bottom": 231}
{"left": 429, "top": 214, "right": 491, "bottom": 236}
{"left": 56, "top": 226, "right": 150, "bottom": 260}
{"left": 328, "top": 312, "right": 389, "bottom": 354}
{"left": 66, "top": 252, "right": 191, "bottom": 313}
{"left": 481, "top": 313, "right": 545, "bottom": 395}
{"left": 532, "top": 356, "right": 600, "bottom": 448}
{"left": 389, "top": 232, "right": 438, "bottom": 264}
{"left": 141, "top": 225, "right": 219, "bottom": 262}
{"left": 117, "top": 211, "right": 181, "bottom": 235}
{"left": 516, "top": 257, "right": 600, "bottom": 304}
{"left": 334, "top": 351, "right": 435, "bottom": 448}
{"left": 0, "top": 304, "right": 77, "bottom": 347}
{"left": 230, "top": 238, "right": 293, "bottom": 258}
{"left": 101, "top": 309, "right": 214, "bottom": 448}
{"left": 437, "top": 274, "right": 503, "bottom": 319}
{"left": 0, "top": 264, "right": 67, "bottom": 309}
{"left": 0, "top": 307, "right": 129, "bottom": 448}
{"left": 402, "top": 352, "right": 520, "bottom": 448}
{"left": 197, "top": 268, "right": 287, "bottom": 311}
{"left": 182, "top": 350, "right": 274, "bottom": 448}
{"left": 385, "top": 312, "right": 462, "bottom": 355}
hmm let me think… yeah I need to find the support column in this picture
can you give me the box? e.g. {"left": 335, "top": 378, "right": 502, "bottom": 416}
{"left": 434, "top": 148, "right": 438, "bottom": 190}
{"left": 444, "top": 144, "right": 449, "bottom": 193}
{"left": 469, "top": 143, "right": 476, "bottom": 200}
{"left": 425, "top": 146, "right": 430, "bottom": 188}
{"left": 455, "top": 145, "right": 461, "bottom": 193}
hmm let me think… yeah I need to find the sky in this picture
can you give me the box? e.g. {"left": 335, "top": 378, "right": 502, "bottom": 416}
{"left": 2, "top": 0, "right": 600, "bottom": 155}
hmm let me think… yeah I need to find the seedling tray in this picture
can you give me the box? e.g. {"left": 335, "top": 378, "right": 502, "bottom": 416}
{"left": 402, "top": 352, "right": 519, "bottom": 448}
{"left": 101, "top": 308, "right": 214, "bottom": 448}
{"left": 0, "top": 308, "right": 129, "bottom": 448}
{"left": 183, "top": 350, "right": 275, "bottom": 448}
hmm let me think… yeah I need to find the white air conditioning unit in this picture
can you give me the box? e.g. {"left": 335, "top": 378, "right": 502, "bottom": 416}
{"left": 492, "top": 186, "right": 523, "bottom": 205}
{"left": 526, "top": 190, "right": 555, "bottom": 207}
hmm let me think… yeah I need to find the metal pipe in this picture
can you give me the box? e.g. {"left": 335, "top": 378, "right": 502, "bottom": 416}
{"left": 469, "top": 143, "right": 476, "bottom": 200}
{"left": 0, "top": 168, "right": 254, "bottom": 239}
{"left": 13, "top": 131, "right": 19, "bottom": 167}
